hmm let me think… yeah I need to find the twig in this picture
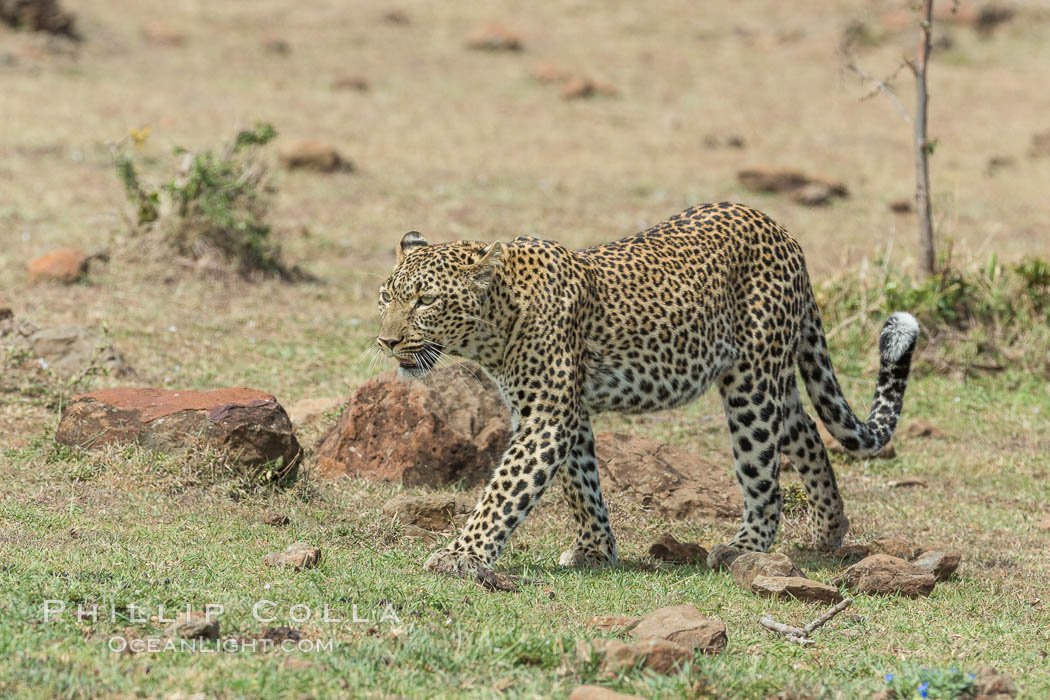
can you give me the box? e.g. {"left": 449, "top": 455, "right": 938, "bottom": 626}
{"left": 844, "top": 60, "right": 913, "bottom": 125}
{"left": 758, "top": 598, "right": 853, "bottom": 646}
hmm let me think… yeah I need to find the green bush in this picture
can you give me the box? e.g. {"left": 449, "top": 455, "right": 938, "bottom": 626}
{"left": 113, "top": 122, "right": 303, "bottom": 279}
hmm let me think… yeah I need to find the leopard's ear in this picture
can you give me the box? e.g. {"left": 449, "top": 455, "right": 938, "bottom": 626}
{"left": 471, "top": 241, "right": 503, "bottom": 290}
{"left": 397, "top": 231, "right": 427, "bottom": 263}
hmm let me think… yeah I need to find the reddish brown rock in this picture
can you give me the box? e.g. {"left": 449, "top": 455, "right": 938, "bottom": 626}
{"left": 1, "top": 0, "right": 79, "bottom": 38}
{"left": 55, "top": 387, "right": 301, "bottom": 470}
{"left": 382, "top": 493, "right": 474, "bottom": 531}
{"left": 278, "top": 140, "right": 352, "bottom": 172}
{"left": 576, "top": 637, "right": 692, "bottom": 677}
{"left": 465, "top": 22, "right": 523, "bottom": 51}
{"left": 730, "top": 552, "right": 805, "bottom": 589}
{"left": 630, "top": 604, "right": 727, "bottom": 655}
{"left": 316, "top": 364, "right": 509, "bottom": 487}
{"left": 26, "top": 247, "right": 88, "bottom": 284}
{"left": 648, "top": 534, "right": 708, "bottom": 565}
{"left": 330, "top": 75, "right": 370, "bottom": 91}
{"left": 911, "top": 551, "right": 961, "bottom": 581}
{"left": 831, "top": 554, "right": 936, "bottom": 598}
{"left": 560, "top": 77, "right": 618, "bottom": 100}
{"left": 264, "top": 542, "right": 321, "bottom": 570}
{"left": 832, "top": 544, "right": 870, "bottom": 563}
{"left": 568, "top": 686, "right": 645, "bottom": 700}
{"left": 751, "top": 575, "right": 843, "bottom": 604}
{"left": 889, "top": 199, "right": 913, "bottom": 214}
{"left": 737, "top": 167, "right": 848, "bottom": 207}
{"left": 595, "top": 432, "right": 741, "bottom": 521}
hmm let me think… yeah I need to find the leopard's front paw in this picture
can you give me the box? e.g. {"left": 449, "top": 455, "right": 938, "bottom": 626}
{"left": 706, "top": 543, "right": 746, "bottom": 570}
{"left": 558, "top": 540, "right": 619, "bottom": 568}
{"left": 424, "top": 547, "right": 486, "bottom": 579}
{"left": 812, "top": 512, "right": 850, "bottom": 551}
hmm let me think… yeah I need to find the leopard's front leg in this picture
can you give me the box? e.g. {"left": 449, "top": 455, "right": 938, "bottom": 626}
{"left": 425, "top": 418, "right": 578, "bottom": 581}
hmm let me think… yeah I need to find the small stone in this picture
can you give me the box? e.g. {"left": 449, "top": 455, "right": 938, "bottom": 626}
{"left": 648, "top": 534, "right": 708, "bottom": 564}
{"left": 1037, "top": 518, "right": 1050, "bottom": 532}
{"left": 790, "top": 182, "right": 837, "bottom": 207}
{"left": 911, "top": 551, "right": 960, "bottom": 581}
{"left": 576, "top": 637, "right": 692, "bottom": 677}
{"left": 830, "top": 554, "right": 935, "bottom": 598}
{"left": 902, "top": 419, "right": 945, "bottom": 440}
{"left": 631, "top": 604, "right": 727, "bottom": 655}
{"left": 287, "top": 397, "right": 342, "bottom": 427}
{"left": 707, "top": 543, "right": 745, "bottom": 570}
{"left": 166, "top": 610, "right": 219, "bottom": 640}
{"left": 381, "top": 9, "right": 410, "bottom": 25}
{"left": 383, "top": 493, "right": 474, "bottom": 531}
{"left": 262, "top": 37, "right": 290, "bottom": 54}
{"left": 331, "top": 75, "right": 370, "bottom": 92}
{"left": 465, "top": 22, "right": 523, "bottom": 51}
{"left": 278, "top": 140, "right": 352, "bottom": 173}
{"left": 730, "top": 551, "right": 805, "bottom": 589}
{"left": 261, "top": 626, "right": 301, "bottom": 642}
{"left": 886, "top": 477, "right": 928, "bottom": 488}
{"left": 889, "top": 199, "right": 913, "bottom": 214}
{"left": 560, "top": 77, "right": 618, "bottom": 100}
{"left": 568, "top": 686, "right": 645, "bottom": 700}
{"left": 263, "top": 513, "right": 290, "bottom": 527}
{"left": 585, "top": 615, "right": 640, "bottom": 636}
{"left": 750, "top": 575, "right": 843, "bottom": 604}
{"left": 264, "top": 542, "right": 321, "bottom": 570}
{"left": 26, "top": 247, "right": 88, "bottom": 284}
{"left": 869, "top": 537, "right": 919, "bottom": 560}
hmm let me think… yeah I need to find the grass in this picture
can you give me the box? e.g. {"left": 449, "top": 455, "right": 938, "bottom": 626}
{"left": 2, "top": 0, "right": 1050, "bottom": 697}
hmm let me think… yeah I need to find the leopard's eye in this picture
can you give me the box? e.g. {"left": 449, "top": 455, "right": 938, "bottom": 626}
{"left": 380, "top": 290, "right": 392, "bottom": 303}
{"left": 417, "top": 295, "right": 438, "bottom": 306}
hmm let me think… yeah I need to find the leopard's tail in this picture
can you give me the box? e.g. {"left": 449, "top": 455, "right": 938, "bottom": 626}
{"left": 798, "top": 304, "right": 920, "bottom": 456}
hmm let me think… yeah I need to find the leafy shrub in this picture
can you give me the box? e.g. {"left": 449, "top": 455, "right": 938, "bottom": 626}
{"left": 113, "top": 122, "right": 305, "bottom": 280}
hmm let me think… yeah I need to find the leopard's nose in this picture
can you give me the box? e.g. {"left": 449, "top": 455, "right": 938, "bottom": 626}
{"left": 377, "top": 336, "right": 402, "bottom": 353}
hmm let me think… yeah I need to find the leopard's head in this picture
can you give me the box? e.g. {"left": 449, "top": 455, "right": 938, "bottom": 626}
{"left": 377, "top": 231, "right": 502, "bottom": 378}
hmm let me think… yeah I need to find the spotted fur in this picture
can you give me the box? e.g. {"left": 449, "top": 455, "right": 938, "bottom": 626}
{"left": 376, "top": 203, "right": 919, "bottom": 578}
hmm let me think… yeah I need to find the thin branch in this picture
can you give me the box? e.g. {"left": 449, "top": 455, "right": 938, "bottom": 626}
{"left": 802, "top": 598, "right": 854, "bottom": 635}
{"left": 758, "top": 598, "right": 853, "bottom": 646}
{"left": 843, "top": 59, "right": 913, "bottom": 125}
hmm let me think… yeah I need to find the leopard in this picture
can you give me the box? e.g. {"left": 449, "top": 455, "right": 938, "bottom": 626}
{"left": 375, "top": 202, "right": 919, "bottom": 581}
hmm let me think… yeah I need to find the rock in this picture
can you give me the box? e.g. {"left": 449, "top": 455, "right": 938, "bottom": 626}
{"left": 287, "top": 397, "right": 342, "bottom": 428}
{"left": 730, "top": 552, "right": 805, "bottom": 589}
{"left": 331, "top": 75, "right": 370, "bottom": 91}
{"left": 973, "top": 665, "right": 1017, "bottom": 697}
{"left": 816, "top": 421, "right": 896, "bottom": 458}
{"left": 262, "top": 37, "right": 290, "bottom": 54}
{"left": 631, "top": 604, "right": 727, "bottom": 655}
{"left": 751, "top": 575, "right": 843, "bottom": 604}
{"left": 55, "top": 387, "right": 301, "bottom": 471}
{"left": 648, "top": 534, "right": 708, "bottom": 565}
{"left": 889, "top": 199, "right": 913, "bottom": 214}
{"left": 26, "top": 247, "right": 88, "bottom": 284}
{"left": 975, "top": 5, "right": 1015, "bottom": 37}
{"left": 24, "top": 325, "right": 130, "bottom": 378}
{"left": 264, "top": 542, "right": 321, "bottom": 570}
{"left": 902, "top": 419, "right": 945, "bottom": 440}
{"left": 465, "top": 22, "right": 523, "bottom": 51}
{"left": 381, "top": 9, "right": 410, "bottom": 25}
{"left": 0, "top": 0, "right": 78, "bottom": 39}
{"left": 576, "top": 637, "right": 692, "bottom": 677}
{"left": 166, "top": 611, "right": 219, "bottom": 640}
{"left": 585, "top": 615, "right": 640, "bottom": 636}
{"left": 831, "top": 544, "right": 870, "bottom": 563}
{"left": 868, "top": 537, "right": 919, "bottom": 561}
{"left": 383, "top": 493, "right": 474, "bottom": 531}
{"left": 568, "top": 686, "right": 645, "bottom": 700}
{"left": 263, "top": 512, "right": 290, "bottom": 527}
{"left": 1030, "top": 129, "right": 1050, "bottom": 159}
{"left": 737, "top": 167, "right": 848, "bottom": 206}
{"left": 278, "top": 140, "right": 352, "bottom": 173}
{"left": 316, "top": 364, "right": 510, "bottom": 487}
{"left": 1037, "top": 518, "right": 1050, "bottom": 532}
{"left": 986, "top": 155, "right": 1015, "bottom": 177}
{"left": 830, "top": 554, "right": 936, "bottom": 598}
{"left": 560, "top": 77, "right": 618, "bottom": 100}
{"left": 911, "top": 551, "right": 960, "bottom": 581}
{"left": 886, "top": 477, "right": 928, "bottom": 488}
{"left": 141, "top": 22, "right": 186, "bottom": 46}
{"left": 707, "top": 543, "right": 745, "bottom": 570}
{"left": 595, "top": 432, "right": 742, "bottom": 522}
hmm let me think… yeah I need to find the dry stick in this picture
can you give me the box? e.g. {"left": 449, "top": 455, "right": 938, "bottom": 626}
{"left": 759, "top": 598, "right": 853, "bottom": 646}
{"left": 913, "top": 0, "right": 937, "bottom": 276}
